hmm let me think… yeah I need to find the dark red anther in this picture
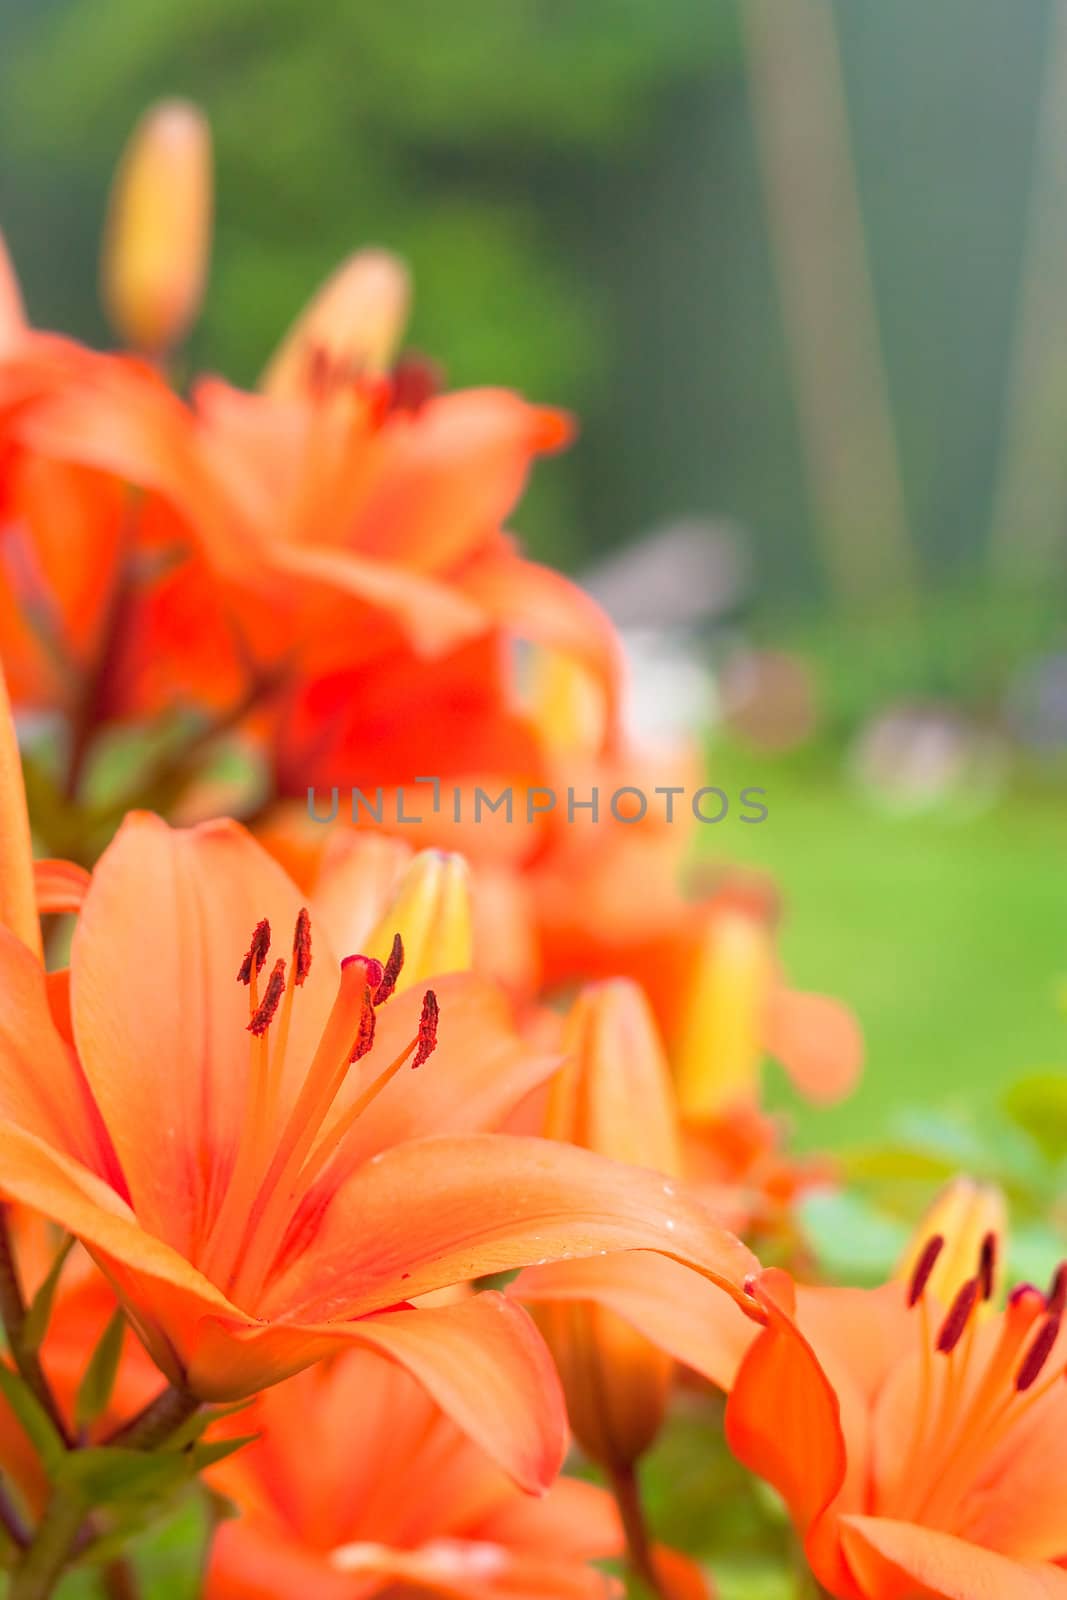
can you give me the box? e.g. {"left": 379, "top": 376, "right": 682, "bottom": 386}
{"left": 979, "top": 1232, "right": 997, "bottom": 1302}
{"left": 907, "top": 1234, "right": 945, "bottom": 1308}
{"left": 350, "top": 988, "right": 377, "bottom": 1063}
{"left": 1016, "top": 1314, "right": 1062, "bottom": 1392}
{"left": 374, "top": 933, "right": 404, "bottom": 1006}
{"left": 936, "top": 1277, "right": 979, "bottom": 1354}
{"left": 1047, "top": 1263, "right": 1067, "bottom": 1317}
{"left": 237, "top": 919, "right": 271, "bottom": 984}
{"left": 247, "top": 960, "right": 287, "bottom": 1036}
{"left": 293, "top": 908, "right": 312, "bottom": 986}
{"left": 413, "top": 989, "right": 439, "bottom": 1068}
{"left": 389, "top": 354, "right": 443, "bottom": 416}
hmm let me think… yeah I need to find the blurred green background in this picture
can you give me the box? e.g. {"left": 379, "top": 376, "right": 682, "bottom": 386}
{"left": 1, "top": 0, "right": 1066, "bottom": 1149}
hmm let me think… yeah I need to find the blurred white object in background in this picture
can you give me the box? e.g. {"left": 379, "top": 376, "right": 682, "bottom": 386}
{"left": 580, "top": 518, "right": 747, "bottom": 747}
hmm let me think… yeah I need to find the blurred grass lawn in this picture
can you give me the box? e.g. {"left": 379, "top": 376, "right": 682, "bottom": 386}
{"left": 703, "top": 746, "right": 1067, "bottom": 1151}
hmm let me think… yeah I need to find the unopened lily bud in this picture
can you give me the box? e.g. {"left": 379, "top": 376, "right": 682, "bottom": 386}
{"left": 897, "top": 1177, "right": 1007, "bottom": 1311}
{"left": 261, "top": 248, "right": 412, "bottom": 398}
{"left": 538, "top": 980, "right": 680, "bottom": 1470}
{"left": 101, "top": 99, "right": 212, "bottom": 355}
{"left": 672, "top": 891, "right": 777, "bottom": 1123}
{"left": 528, "top": 647, "right": 608, "bottom": 759}
{"left": 364, "top": 850, "right": 472, "bottom": 991}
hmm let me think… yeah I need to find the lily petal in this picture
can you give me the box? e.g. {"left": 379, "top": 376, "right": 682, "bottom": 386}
{"left": 34, "top": 858, "right": 91, "bottom": 917}
{"left": 766, "top": 989, "right": 864, "bottom": 1104}
{"left": 264, "top": 1132, "right": 758, "bottom": 1323}
{"left": 0, "top": 664, "right": 40, "bottom": 955}
{"left": 725, "top": 1270, "right": 845, "bottom": 1537}
{"left": 510, "top": 1251, "right": 756, "bottom": 1391}
{"left": 839, "top": 1516, "right": 1067, "bottom": 1600}
{"left": 192, "top": 1294, "right": 566, "bottom": 1493}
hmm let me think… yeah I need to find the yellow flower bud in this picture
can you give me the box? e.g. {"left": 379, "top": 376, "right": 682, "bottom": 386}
{"left": 672, "top": 894, "right": 776, "bottom": 1123}
{"left": 261, "top": 248, "right": 412, "bottom": 398}
{"left": 101, "top": 100, "right": 212, "bottom": 355}
{"left": 538, "top": 980, "right": 680, "bottom": 1470}
{"left": 364, "top": 850, "right": 473, "bottom": 991}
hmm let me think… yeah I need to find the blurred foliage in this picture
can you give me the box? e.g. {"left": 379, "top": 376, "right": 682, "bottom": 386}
{"left": 0, "top": 0, "right": 737, "bottom": 570}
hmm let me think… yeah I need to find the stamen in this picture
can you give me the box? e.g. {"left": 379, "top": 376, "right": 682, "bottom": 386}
{"left": 248, "top": 959, "right": 286, "bottom": 1036}
{"left": 1016, "top": 1314, "right": 1062, "bottom": 1392}
{"left": 350, "top": 988, "right": 376, "bottom": 1063}
{"left": 237, "top": 919, "right": 271, "bottom": 984}
{"left": 375, "top": 933, "right": 404, "bottom": 1006}
{"left": 979, "top": 1232, "right": 997, "bottom": 1301}
{"left": 293, "top": 908, "right": 312, "bottom": 985}
{"left": 937, "top": 1278, "right": 979, "bottom": 1354}
{"left": 908, "top": 1234, "right": 945, "bottom": 1307}
{"left": 1047, "top": 1263, "right": 1067, "bottom": 1316}
{"left": 413, "top": 989, "right": 439, "bottom": 1067}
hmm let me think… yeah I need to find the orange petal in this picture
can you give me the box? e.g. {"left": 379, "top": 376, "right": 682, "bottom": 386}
{"left": 192, "top": 1294, "right": 566, "bottom": 1494}
{"left": 330, "top": 1540, "right": 620, "bottom": 1600}
{"left": 70, "top": 812, "right": 339, "bottom": 1259}
{"left": 0, "top": 927, "right": 112, "bottom": 1172}
{"left": 206, "top": 1523, "right": 358, "bottom": 1600}
{"left": 456, "top": 553, "right": 622, "bottom": 745}
{"left": 766, "top": 989, "right": 864, "bottom": 1104}
{"left": 34, "top": 858, "right": 91, "bottom": 917}
{"left": 346, "top": 389, "right": 574, "bottom": 573}
{"left": 0, "top": 1119, "right": 243, "bottom": 1388}
{"left": 0, "top": 664, "right": 41, "bottom": 956}
{"left": 725, "top": 1269, "right": 846, "bottom": 1538}
{"left": 263, "top": 1132, "right": 758, "bottom": 1324}
{"left": 326, "top": 973, "right": 561, "bottom": 1165}
{"left": 510, "top": 1251, "right": 756, "bottom": 1392}
{"left": 839, "top": 1516, "right": 1067, "bottom": 1600}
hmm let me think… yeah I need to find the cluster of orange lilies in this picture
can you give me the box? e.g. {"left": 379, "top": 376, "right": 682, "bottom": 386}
{"left": 0, "top": 99, "right": 1059, "bottom": 1600}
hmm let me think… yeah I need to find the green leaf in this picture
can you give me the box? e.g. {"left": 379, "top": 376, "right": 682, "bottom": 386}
{"left": 73, "top": 1310, "right": 127, "bottom": 1432}
{"left": 22, "top": 1236, "right": 76, "bottom": 1353}
{"left": 54, "top": 1447, "right": 191, "bottom": 1508}
{"left": 188, "top": 1433, "right": 259, "bottom": 1471}
{"left": 0, "top": 1361, "right": 65, "bottom": 1473}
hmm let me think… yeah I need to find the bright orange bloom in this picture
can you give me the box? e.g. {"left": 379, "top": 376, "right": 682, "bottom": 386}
{"left": 516, "top": 1185, "right": 1067, "bottom": 1598}
{"left": 0, "top": 685, "right": 757, "bottom": 1489}
{"left": 1, "top": 250, "right": 621, "bottom": 768}
{"left": 204, "top": 1349, "right": 628, "bottom": 1600}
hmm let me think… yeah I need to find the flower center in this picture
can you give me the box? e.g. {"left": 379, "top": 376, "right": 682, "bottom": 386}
{"left": 199, "top": 910, "right": 438, "bottom": 1305}
{"left": 886, "top": 1232, "right": 1066, "bottom": 1532}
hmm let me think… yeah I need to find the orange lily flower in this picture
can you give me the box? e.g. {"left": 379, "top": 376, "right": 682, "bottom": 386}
{"left": 3, "top": 245, "right": 622, "bottom": 761}
{"left": 0, "top": 679, "right": 757, "bottom": 1488}
{"left": 204, "top": 1349, "right": 629, "bottom": 1600}
{"left": 0, "top": 245, "right": 146, "bottom": 719}
{"left": 532, "top": 1182, "right": 1067, "bottom": 1600}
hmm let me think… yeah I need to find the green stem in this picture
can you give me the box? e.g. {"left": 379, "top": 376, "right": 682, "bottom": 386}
{"left": 0, "top": 1208, "right": 69, "bottom": 1445}
{"left": 101, "top": 1557, "right": 141, "bottom": 1600}
{"left": 104, "top": 1385, "right": 200, "bottom": 1451}
{"left": 8, "top": 1490, "right": 85, "bottom": 1600}
{"left": 608, "top": 1463, "right": 669, "bottom": 1600}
